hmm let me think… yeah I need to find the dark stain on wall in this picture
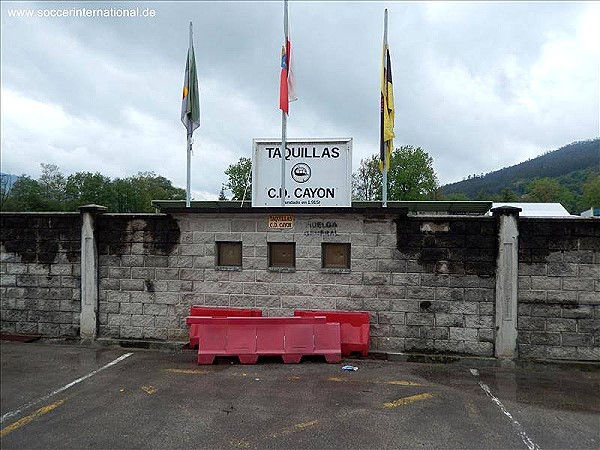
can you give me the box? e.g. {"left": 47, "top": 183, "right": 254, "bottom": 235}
{"left": 97, "top": 215, "right": 180, "bottom": 256}
{"left": 519, "top": 219, "right": 600, "bottom": 263}
{"left": 396, "top": 217, "right": 498, "bottom": 276}
{"left": 0, "top": 214, "right": 81, "bottom": 264}
{"left": 145, "top": 279, "right": 155, "bottom": 292}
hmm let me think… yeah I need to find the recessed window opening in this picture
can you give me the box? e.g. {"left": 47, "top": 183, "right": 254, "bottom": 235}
{"left": 268, "top": 242, "right": 296, "bottom": 268}
{"left": 322, "top": 243, "right": 351, "bottom": 269}
{"left": 216, "top": 241, "right": 242, "bottom": 267}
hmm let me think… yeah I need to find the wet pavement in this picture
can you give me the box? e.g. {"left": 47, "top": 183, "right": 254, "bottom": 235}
{"left": 1, "top": 341, "right": 598, "bottom": 449}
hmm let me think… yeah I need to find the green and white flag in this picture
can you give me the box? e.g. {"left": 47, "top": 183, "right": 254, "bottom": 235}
{"left": 181, "top": 22, "right": 200, "bottom": 137}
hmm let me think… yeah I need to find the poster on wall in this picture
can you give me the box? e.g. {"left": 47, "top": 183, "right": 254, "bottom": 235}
{"left": 251, "top": 138, "right": 352, "bottom": 207}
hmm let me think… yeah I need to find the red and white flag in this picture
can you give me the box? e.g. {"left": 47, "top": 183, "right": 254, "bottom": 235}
{"left": 279, "top": 38, "right": 297, "bottom": 114}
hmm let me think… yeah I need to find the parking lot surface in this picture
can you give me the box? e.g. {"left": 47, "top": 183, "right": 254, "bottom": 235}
{"left": 1, "top": 341, "right": 598, "bottom": 449}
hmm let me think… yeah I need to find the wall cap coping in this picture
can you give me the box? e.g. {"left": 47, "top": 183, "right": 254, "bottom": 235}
{"left": 0, "top": 211, "right": 81, "bottom": 216}
{"left": 491, "top": 206, "right": 522, "bottom": 217}
{"left": 152, "top": 199, "right": 491, "bottom": 216}
{"left": 78, "top": 204, "right": 108, "bottom": 213}
{"left": 151, "top": 200, "right": 409, "bottom": 216}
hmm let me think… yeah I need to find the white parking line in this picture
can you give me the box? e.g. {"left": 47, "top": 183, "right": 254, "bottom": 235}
{"left": 470, "top": 368, "right": 540, "bottom": 450}
{"left": 1, "top": 352, "right": 133, "bottom": 424}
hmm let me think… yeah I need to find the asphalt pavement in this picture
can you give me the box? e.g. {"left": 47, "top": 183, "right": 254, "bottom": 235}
{"left": 1, "top": 341, "right": 598, "bottom": 449}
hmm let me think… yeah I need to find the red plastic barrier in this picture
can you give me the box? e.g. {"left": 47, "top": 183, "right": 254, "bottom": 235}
{"left": 189, "top": 306, "right": 262, "bottom": 317}
{"left": 186, "top": 316, "right": 341, "bottom": 365}
{"left": 186, "top": 306, "right": 262, "bottom": 348}
{"left": 294, "top": 310, "right": 370, "bottom": 357}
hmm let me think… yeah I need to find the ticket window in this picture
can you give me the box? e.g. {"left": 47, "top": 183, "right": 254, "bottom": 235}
{"left": 268, "top": 242, "right": 296, "bottom": 269}
{"left": 216, "top": 241, "right": 242, "bottom": 267}
{"left": 322, "top": 243, "right": 351, "bottom": 269}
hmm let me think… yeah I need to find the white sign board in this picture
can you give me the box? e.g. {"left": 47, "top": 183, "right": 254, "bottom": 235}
{"left": 252, "top": 138, "right": 352, "bottom": 207}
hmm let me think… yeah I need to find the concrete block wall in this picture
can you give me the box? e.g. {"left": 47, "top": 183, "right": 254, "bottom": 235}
{"left": 0, "top": 213, "right": 81, "bottom": 336}
{"left": 1, "top": 209, "right": 598, "bottom": 362}
{"left": 386, "top": 217, "right": 498, "bottom": 356}
{"left": 177, "top": 212, "right": 404, "bottom": 328}
{"left": 517, "top": 219, "right": 600, "bottom": 360}
{"left": 96, "top": 214, "right": 182, "bottom": 340}
{"left": 96, "top": 212, "right": 402, "bottom": 342}
{"left": 94, "top": 212, "right": 499, "bottom": 357}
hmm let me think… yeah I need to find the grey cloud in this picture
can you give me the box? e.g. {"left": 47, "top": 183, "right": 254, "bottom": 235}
{"left": 1, "top": 1, "right": 597, "bottom": 197}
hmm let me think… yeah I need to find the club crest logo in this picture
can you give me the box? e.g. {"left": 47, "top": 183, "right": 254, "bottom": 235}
{"left": 291, "top": 163, "right": 311, "bottom": 183}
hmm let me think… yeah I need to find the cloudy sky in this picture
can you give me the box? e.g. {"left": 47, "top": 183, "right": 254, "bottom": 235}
{"left": 1, "top": 1, "right": 599, "bottom": 199}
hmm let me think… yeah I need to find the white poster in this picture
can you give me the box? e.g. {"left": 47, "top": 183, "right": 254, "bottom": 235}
{"left": 252, "top": 138, "right": 352, "bottom": 207}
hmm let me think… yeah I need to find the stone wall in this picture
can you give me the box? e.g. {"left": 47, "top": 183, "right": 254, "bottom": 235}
{"left": 93, "top": 211, "right": 498, "bottom": 357}
{"left": 386, "top": 217, "right": 498, "bottom": 356}
{"left": 97, "top": 214, "right": 182, "bottom": 340}
{"left": 517, "top": 219, "right": 600, "bottom": 360}
{"left": 1, "top": 208, "right": 598, "bottom": 362}
{"left": 0, "top": 213, "right": 81, "bottom": 336}
{"left": 96, "top": 212, "right": 400, "bottom": 342}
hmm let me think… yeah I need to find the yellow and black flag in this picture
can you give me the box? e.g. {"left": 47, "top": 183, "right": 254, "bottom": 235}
{"left": 380, "top": 41, "right": 394, "bottom": 172}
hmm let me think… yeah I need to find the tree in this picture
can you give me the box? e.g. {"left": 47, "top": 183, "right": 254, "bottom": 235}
{"left": 111, "top": 178, "right": 138, "bottom": 213}
{"left": 0, "top": 164, "right": 187, "bottom": 212}
{"left": 525, "top": 177, "right": 575, "bottom": 210}
{"left": 579, "top": 174, "right": 600, "bottom": 209}
{"left": 2, "top": 176, "right": 46, "bottom": 211}
{"left": 112, "top": 172, "right": 186, "bottom": 212}
{"left": 0, "top": 174, "right": 15, "bottom": 208}
{"left": 224, "top": 157, "right": 252, "bottom": 201}
{"left": 352, "top": 155, "right": 381, "bottom": 200}
{"left": 351, "top": 146, "right": 439, "bottom": 201}
{"left": 525, "top": 177, "right": 571, "bottom": 202}
{"left": 387, "top": 146, "right": 438, "bottom": 200}
{"left": 495, "top": 188, "right": 519, "bottom": 202}
{"left": 475, "top": 190, "right": 491, "bottom": 201}
{"left": 65, "top": 172, "right": 114, "bottom": 210}
{"left": 38, "top": 163, "right": 67, "bottom": 210}
{"left": 444, "top": 192, "right": 470, "bottom": 201}
{"left": 218, "top": 184, "right": 228, "bottom": 201}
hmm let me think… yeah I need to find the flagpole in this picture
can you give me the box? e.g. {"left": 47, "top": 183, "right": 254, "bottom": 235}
{"left": 281, "top": 112, "right": 287, "bottom": 207}
{"left": 280, "top": 0, "right": 289, "bottom": 207}
{"left": 186, "top": 137, "right": 192, "bottom": 207}
{"left": 382, "top": 9, "right": 388, "bottom": 208}
{"left": 186, "top": 22, "right": 193, "bottom": 208}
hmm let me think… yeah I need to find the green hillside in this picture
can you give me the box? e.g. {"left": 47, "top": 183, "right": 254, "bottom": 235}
{"left": 442, "top": 138, "right": 600, "bottom": 212}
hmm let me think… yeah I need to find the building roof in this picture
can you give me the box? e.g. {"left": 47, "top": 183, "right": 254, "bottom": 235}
{"left": 580, "top": 207, "right": 600, "bottom": 218}
{"left": 488, "top": 202, "right": 573, "bottom": 217}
